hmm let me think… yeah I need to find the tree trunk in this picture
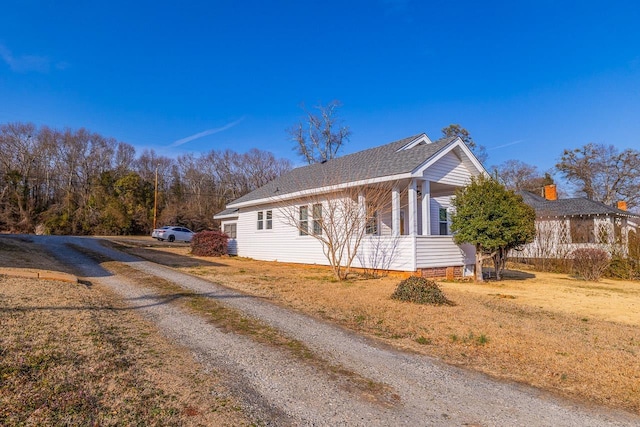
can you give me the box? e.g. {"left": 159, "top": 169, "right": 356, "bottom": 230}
{"left": 475, "top": 245, "right": 484, "bottom": 282}
{"left": 493, "top": 255, "right": 502, "bottom": 280}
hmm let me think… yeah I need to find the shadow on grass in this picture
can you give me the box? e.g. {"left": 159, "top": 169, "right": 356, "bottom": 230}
{"left": 106, "top": 242, "right": 228, "bottom": 269}
{"left": 484, "top": 269, "right": 536, "bottom": 281}
{"left": 0, "top": 290, "right": 250, "bottom": 313}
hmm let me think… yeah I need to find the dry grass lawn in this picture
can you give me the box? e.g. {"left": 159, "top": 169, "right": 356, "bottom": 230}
{"left": 117, "top": 239, "right": 640, "bottom": 415}
{"left": 0, "top": 237, "right": 249, "bottom": 426}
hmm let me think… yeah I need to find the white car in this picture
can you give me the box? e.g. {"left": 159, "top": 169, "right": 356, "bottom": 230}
{"left": 151, "top": 226, "right": 195, "bottom": 242}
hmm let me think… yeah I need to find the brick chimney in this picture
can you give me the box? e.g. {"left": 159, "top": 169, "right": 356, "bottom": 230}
{"left": 544, "top": 184, "right": 557, "bottom": 201}
{"left": 617, "top": 201, "right": 627, "bottom": 211}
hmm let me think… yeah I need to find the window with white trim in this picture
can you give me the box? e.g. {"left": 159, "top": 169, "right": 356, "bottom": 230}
{"left": 439, "top": 208, "right": 449, "bottom": 235}
{"left": 312, "top": 203, "right": 322, "bottom": 235}
{"left": 223, "top": 223, "right": 237, "bottom": 239}
{"left": 257, "top": 210, "right": 273, "bottom": 230}
{"left": 365, "top": 203, "right": 378, "bottom": 235}
{"left": 266, "top": 210, "right": 272, "bottom": 229}
{"left": 299, "top": 205, "right": 309, "bottom": 236}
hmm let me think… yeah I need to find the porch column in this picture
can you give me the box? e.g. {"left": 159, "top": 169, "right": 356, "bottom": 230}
{"left": 408, "top": 179, "right": 417, "bottom": 236}
{"left": 392, "top": 184, "right": 400, "bottom": 236}
{"left": 421, "top": 180, "right": 431, "bottom": 235}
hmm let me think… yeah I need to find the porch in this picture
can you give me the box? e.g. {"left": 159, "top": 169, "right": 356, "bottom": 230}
{"left": 357, "top": 233, "right": 475, "bottom": 275}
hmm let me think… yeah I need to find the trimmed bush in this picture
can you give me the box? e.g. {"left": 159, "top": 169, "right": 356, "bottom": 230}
{"left": 571, "top": 248, "right": 610, "bottom": 281}
{"left": 191, "top": 230, "right": 228, "bottom": 256}
{"left": 391, "top": 276, "right": 454, "bottom": 306}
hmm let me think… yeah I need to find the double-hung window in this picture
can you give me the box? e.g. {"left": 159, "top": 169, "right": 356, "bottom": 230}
{"left": 266, "top": 210, "right": 272, "bottom": 229}
{"left": 299, "top": 206, "right": 309, "bottom": 236}
{"left": 365, "top": 203, "right": 378, "bottom": 235}
{"left": 312, "top": 203, "right": 322, "bottom": 235}
{"left": 439, "top": 208, "right": 448, "bottom": 235}
{"left": 223, "top": 223, "right": 237, "bottom": 239}
{"left": 257, "top": 210, "right": 273, "bottom": 230}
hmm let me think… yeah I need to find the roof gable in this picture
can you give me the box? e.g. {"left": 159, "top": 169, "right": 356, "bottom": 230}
{"left": 396, "top": 134, "right": 434, "bottom": 150}
{"left": 410, "top": 137, "right": 485, "bottom": 178}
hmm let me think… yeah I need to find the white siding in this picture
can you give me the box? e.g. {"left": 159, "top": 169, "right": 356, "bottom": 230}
{"left": 236, "top": 202, "right": 329, "bottom": 265}
{"left": 354, "top": 236, "right": 415, "bottom": 271}
{"left": 378, "top": 200, "right": 393, "bottom": 236}
{"left": 430, "top": 195, "right": 453, "bottom": 235}
{"left": 422, "top": 151, "right": 473, "bottom": 186}
{"left": 415, "top": 236, "right": 474, "bottom": 268}
{"left": 234, "top": 198, "right": 418, "bottom": 271}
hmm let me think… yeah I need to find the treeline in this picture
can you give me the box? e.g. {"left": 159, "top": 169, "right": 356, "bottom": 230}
{"left": 0, "top": 122, "right": 292, "bottom": 235}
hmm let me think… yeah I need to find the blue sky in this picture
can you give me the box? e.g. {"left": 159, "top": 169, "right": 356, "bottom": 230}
{"left": 1, "top": 0, "right": 639, "bottom": 177}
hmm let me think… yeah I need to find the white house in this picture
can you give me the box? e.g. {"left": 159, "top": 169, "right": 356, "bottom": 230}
{"left": 515, "top": 185, "right": 639, "bottom": 260}
{"left": 214, "top": 133, "right": 487, "bottom": 277}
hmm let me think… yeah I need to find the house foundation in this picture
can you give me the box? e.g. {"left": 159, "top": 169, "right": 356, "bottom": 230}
{"left": 418, "top": 266, "right": 463, "bottom": 279}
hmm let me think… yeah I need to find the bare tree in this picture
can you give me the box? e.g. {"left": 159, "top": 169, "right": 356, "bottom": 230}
{"left": 493, "top": 160, "right": 554, "bottom": 194}
{"left": 289, "top": 100, "right": 351, "bottom": 164}
{"left": 242, "top": 148, "right": 293, "bottom": 190}
{"left": 275, "top": 176, "right": 398, "bottom": 281}
{"left": 557, "top": 143, "right": 640, "bottom": 208}
{"left": 0, "top": 122, "right": 49, "bottom": 232}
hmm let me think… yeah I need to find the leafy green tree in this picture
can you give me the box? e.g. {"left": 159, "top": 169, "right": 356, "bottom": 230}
{"left": 451, "top": 175, "right": 536, "bottom": 281}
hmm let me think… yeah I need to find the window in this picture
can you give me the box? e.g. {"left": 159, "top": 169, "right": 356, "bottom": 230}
{"left": 614, "top": 218, "right": 623, "bottom": 244}
{"left": 312, "top": 203, "right": 322, "bottom": 235}
{"left": 257, "top": 210, "right": 272, "bottom": 230}
{"left": 266, "top": 210, "right": 273, "bottom": 229}
{"left": 224, "top": 223, "right": 237, "bottom": 239}
{"left": 439, "top": 208, "right": 448, "bottom": 235}
{"left": 570, "top": 218, "right": 594, "bottom": 243}
{"left": 299, "top": 206, "right": 309, "bottom": 236}
{"left": 366, "top": 203, "right": 378, "bottom": 235}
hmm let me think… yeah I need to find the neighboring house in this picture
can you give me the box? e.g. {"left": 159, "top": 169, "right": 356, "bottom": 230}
{"left": 515, "top": 185, "right": 639, "bottom": 260}
{"left": 214, "top": 133, "right": 487, "bottom": 277}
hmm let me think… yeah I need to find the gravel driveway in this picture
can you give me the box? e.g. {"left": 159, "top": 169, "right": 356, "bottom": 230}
{"left": 33, "top": 235, "right": 640, "bottom": 426}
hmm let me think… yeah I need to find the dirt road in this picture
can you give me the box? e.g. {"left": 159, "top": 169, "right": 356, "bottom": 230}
{"left": 30, "top": 235, "right": 640, "bottom": 426}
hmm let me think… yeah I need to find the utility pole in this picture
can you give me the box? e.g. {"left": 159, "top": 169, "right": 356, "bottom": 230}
{"left": 153, "top": 165, "right": 158, "bottom": 230}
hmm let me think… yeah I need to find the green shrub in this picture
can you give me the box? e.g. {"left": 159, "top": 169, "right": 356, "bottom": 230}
{"left": 191, "top": 230, "right": 228, "bottom": 256}
{"left": 571, "top": 248, "right": 610, "bottom": 281}
{"left": 606, "top": 255, "right": 640, "bottom": 280}
{"left": 391, "top": 276, "right": 454, "bottom": 306}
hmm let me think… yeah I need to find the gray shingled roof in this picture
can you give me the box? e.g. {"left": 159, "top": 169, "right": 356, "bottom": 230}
{"left": 519, "top": 191, "right": 637, "bottom": 218}
{"left": 226, "top": 134, "right": 457, "bottom": 207}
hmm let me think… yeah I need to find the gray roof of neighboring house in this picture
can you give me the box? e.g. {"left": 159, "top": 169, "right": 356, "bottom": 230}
{"left": 519, "top": 191, "right": 637, "bottom": 218}
{"left": 226, "top": 134, "right": 458, "bottom": 208}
